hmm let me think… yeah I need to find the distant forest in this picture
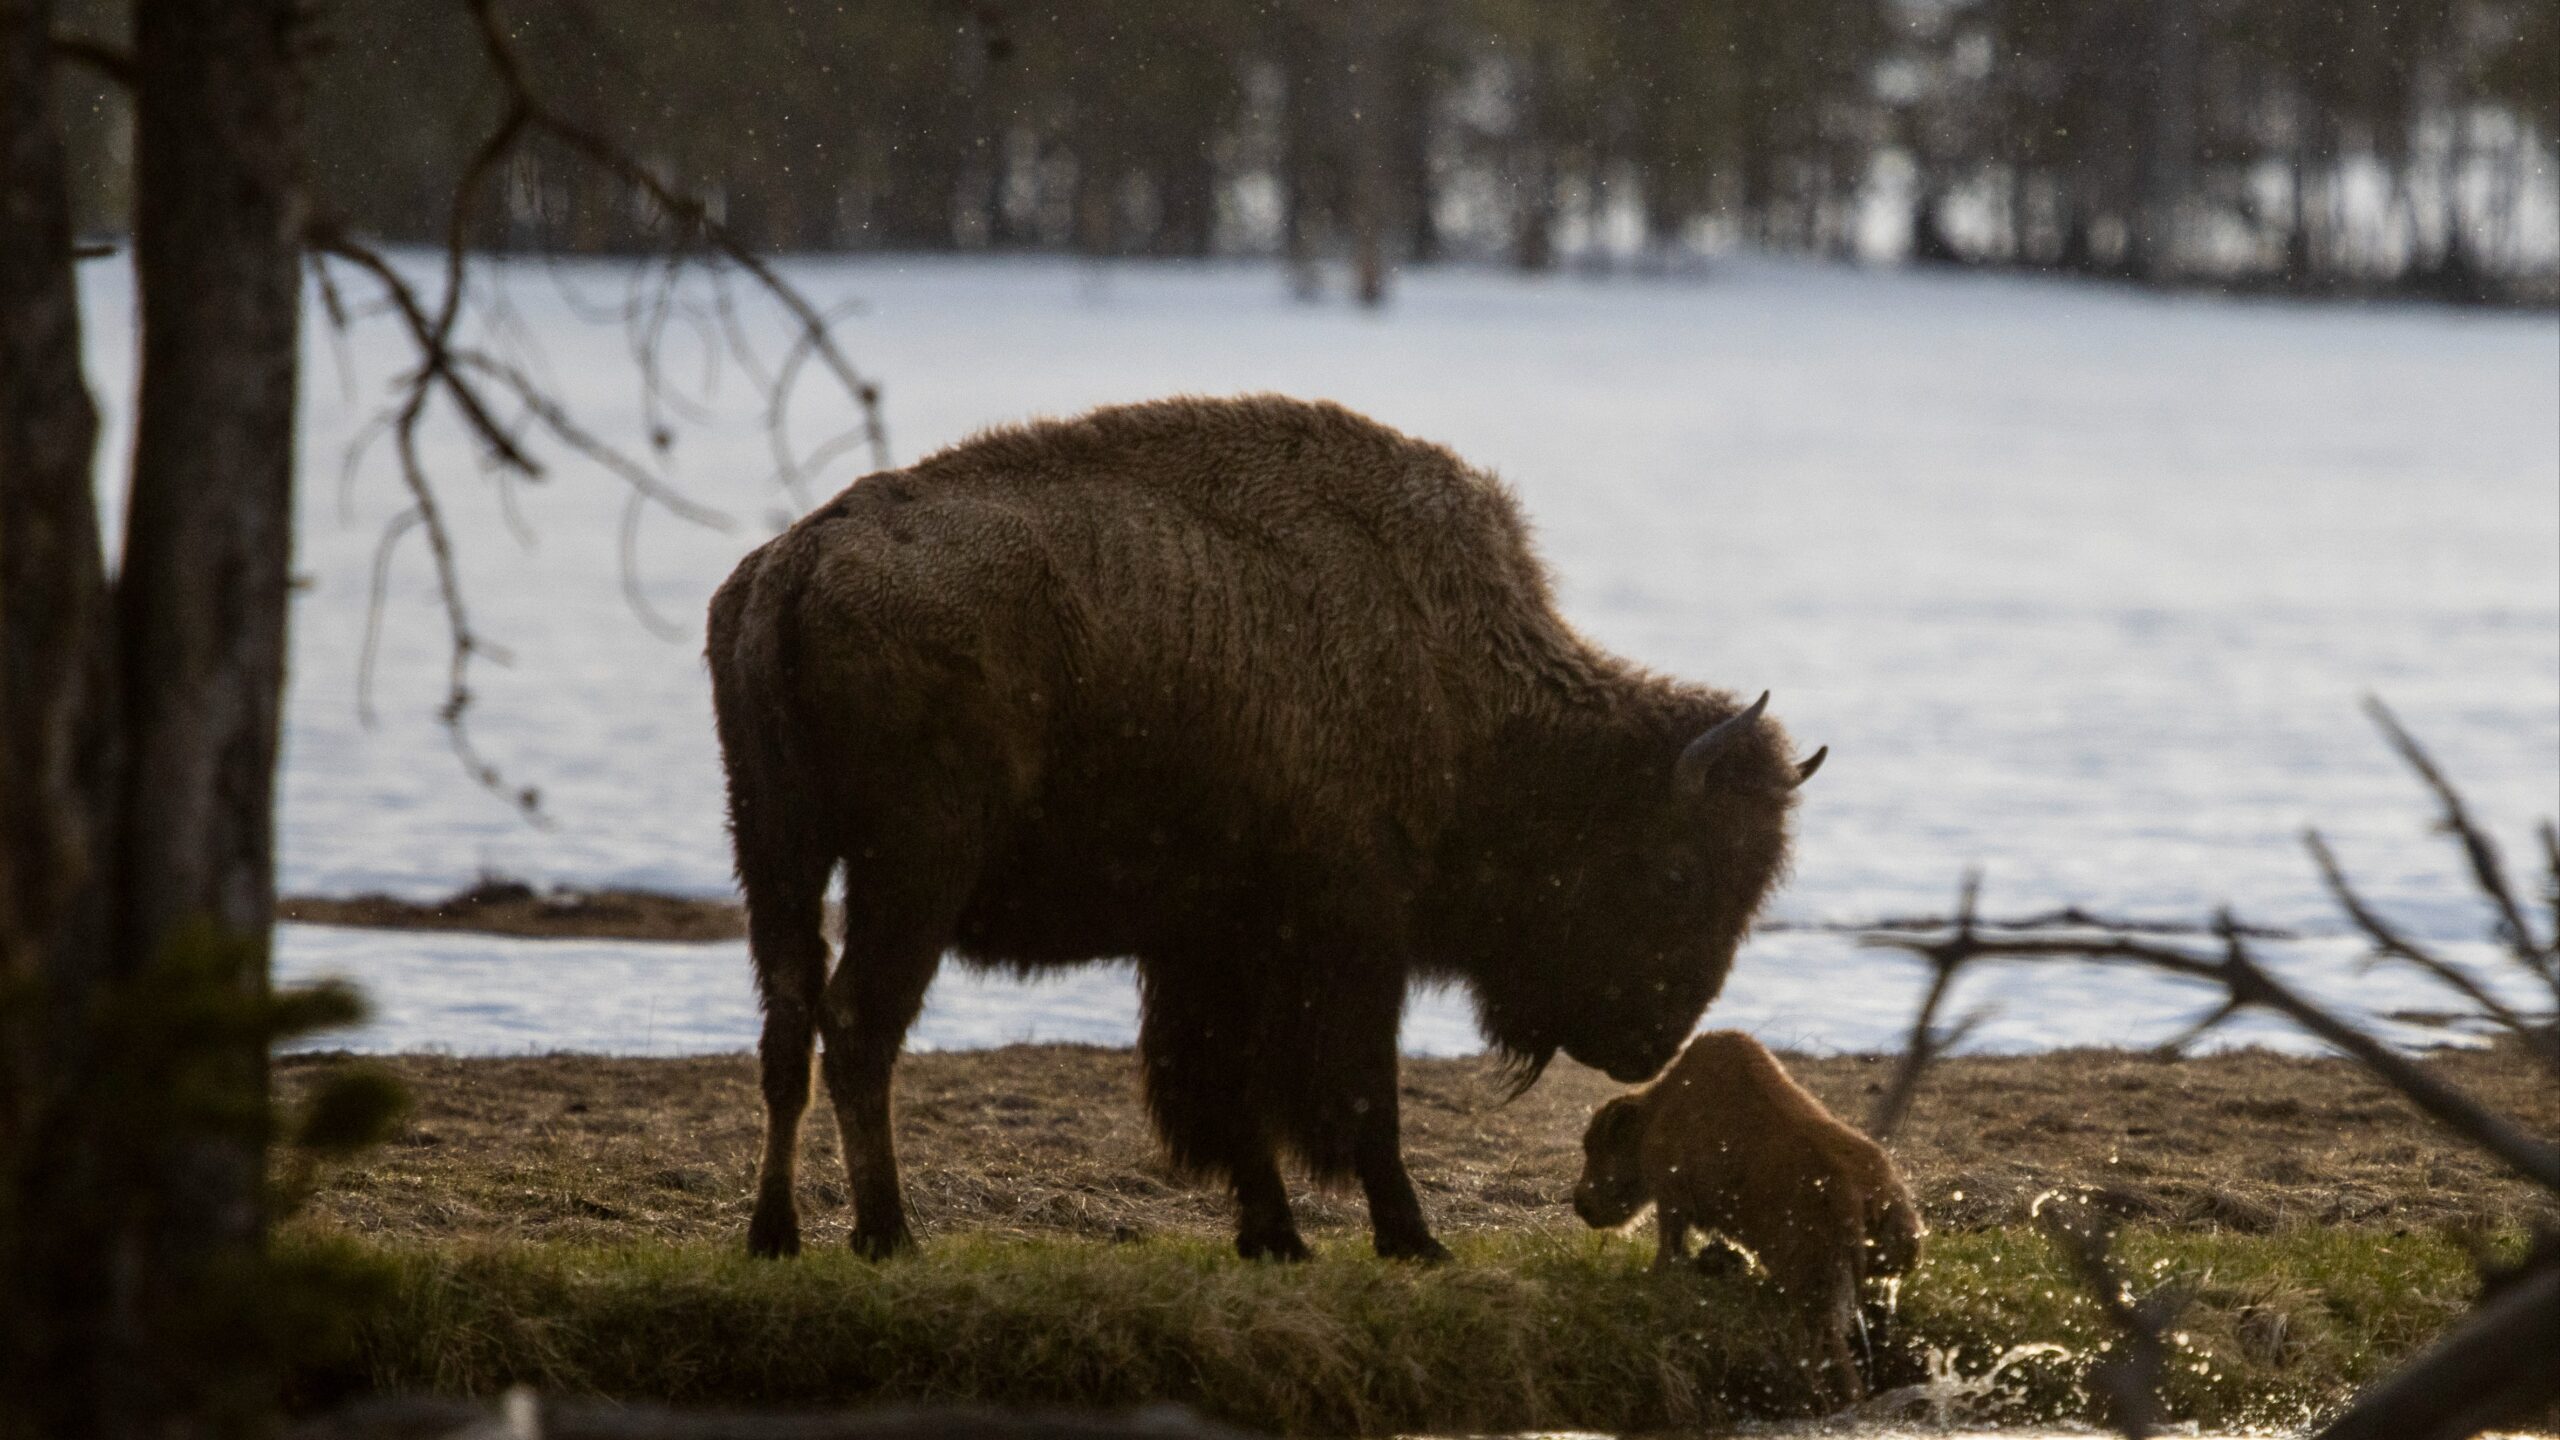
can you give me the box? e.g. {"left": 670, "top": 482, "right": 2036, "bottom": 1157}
{"left": 56, "top": 0, "right": 2560, "bottom": 301}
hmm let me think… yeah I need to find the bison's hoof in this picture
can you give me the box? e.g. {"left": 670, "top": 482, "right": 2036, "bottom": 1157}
{"left": 850, "top": 1225, "right": 915, "bottom": 1261}
{"left": 1376, "top": 1232, "right": 1453, "bottom": 1264}
{"left": 1237, "top": 1229, "right": 1313, "bottom": 1263}
{"left": 745, "top": 1210, "right": 801, "bottom": 1259}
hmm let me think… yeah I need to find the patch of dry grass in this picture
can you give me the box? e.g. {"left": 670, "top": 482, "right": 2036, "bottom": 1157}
{"left": 283, "top": 1040, "right": 2560, "bottom": 1251}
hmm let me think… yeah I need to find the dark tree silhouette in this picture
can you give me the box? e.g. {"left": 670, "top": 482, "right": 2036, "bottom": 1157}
{"left": 1, "top": 1, "right": 880, "bottom": 1433}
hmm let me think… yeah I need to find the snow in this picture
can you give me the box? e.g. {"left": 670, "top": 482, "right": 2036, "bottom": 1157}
{"left": 75, "top": 254, "right": 2560, "bottom": 1057}
{"left": 279, "top": 924, "right": 2532, "bottom": 1059}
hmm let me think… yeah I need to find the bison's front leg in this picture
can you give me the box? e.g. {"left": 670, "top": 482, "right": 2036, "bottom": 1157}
{"left": 1230, "top": 1151, "right": 1313, "bottom": 1263}
{"left": 1345, "top": 1010, "right": 1449, "bottom": 1263}
{"left": 1276, "top": 955, "right": 1447, "bottom": 1262}
{"left": 817, "top": 896, "right": 951, "bottom": 1260}
{"left": 1136, "top": 961, "right": 1311, "bottom": 1262}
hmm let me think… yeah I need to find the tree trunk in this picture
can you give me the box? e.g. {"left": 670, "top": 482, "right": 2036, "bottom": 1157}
{"left": 0, "top": 0, "right": 109, "bottom": 1003}
{"left": 1, "top": 0, "right": 115, "bottom": 1429}
{"left": 123, "top": 0, "right": 301, "bottom": 1004}
{"left": 1153, "top": 146, "right": 1217, "bottom": 258}
{"left": 1509, "top": 44, "right": 1555, "bottom": 273}
{"left": 4, "top": 0, "right": 305, "bottom": 1432}
{"left": 1274, "top": 10, "right": 1329, "bottom": 297}
{"left": 121, "top": 0, "right": 306, "bottom": 1368}
{"left": 1345, "top": 5, "right": 1391, "bottom": 306}
{"left": 2133, "top": 0, "right": 2196, "bottom": 284}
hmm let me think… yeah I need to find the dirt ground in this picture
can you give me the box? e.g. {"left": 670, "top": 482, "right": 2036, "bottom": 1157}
{"left": 284, "top": 1037, "right": 2558, "bottom": 1250}
{"left": 280, "top": 880, "right": 749, "bottom": 943}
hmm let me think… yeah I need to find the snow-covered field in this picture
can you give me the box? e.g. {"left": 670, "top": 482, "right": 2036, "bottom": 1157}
{"left": 80, "top": 255, "right": 2560, "bottom": 1056}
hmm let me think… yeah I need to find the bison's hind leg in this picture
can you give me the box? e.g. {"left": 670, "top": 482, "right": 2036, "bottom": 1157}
{"left": 820, "top": 845, "right": 972, "bottom": 1261}
{"left": 740, "top": 836, "right": 830, "bottom": 1260}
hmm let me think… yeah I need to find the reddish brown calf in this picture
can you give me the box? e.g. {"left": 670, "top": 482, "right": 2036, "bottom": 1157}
{"left": 1575, "top": 1030, "right": 1923, "bottom": 1405}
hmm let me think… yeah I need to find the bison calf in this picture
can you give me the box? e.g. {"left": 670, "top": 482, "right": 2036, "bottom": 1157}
{"left": 1574, "top": 1030, "right": 1921, "bottom": 1405}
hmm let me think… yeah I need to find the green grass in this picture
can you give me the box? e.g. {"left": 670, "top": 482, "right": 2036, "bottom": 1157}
{"left": 286, "top": 1225, "right": 2512, "bottom": 1434}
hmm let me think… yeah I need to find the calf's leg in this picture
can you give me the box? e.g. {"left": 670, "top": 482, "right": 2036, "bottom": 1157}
{"left": 1651, "top": 1205, "right": 1693, "bottom": 1273}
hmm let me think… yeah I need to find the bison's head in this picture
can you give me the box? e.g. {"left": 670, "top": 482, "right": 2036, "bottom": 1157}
{"left": 1466, "top": 690, "right": 1821, "bottom": 1089}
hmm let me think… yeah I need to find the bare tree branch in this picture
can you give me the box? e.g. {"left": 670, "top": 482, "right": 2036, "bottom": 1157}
{"left": 300, "top": 0, "right": 891, "bottom": 821}
{"left": 1870, "top": 916, "right": 2560, "bottom": 1194}
{"left": 2035, "top": 1192, "right": 2188, "bottom": 1440}
{"left": 46, "top": 26, "right": 132, "bottom": 87}
{"left": 2364, "top": 696, "right": 2551, "bottom": 983}
{"left": 462, "top": 0, "right": 887, "bottom": 468}
{"left": 2306, "top": 827, "right": 2535, "bottom": 1043}
{"left": 1866, "top": 869, "right": 1989, "bottom": 1142}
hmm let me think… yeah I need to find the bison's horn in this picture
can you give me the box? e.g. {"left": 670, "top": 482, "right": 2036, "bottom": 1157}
{"left": 1791, "top": 746, "right": 1829, "bottom": 787}
{"left": 1675, "top": 690, "right": 1770, "bottom": 795}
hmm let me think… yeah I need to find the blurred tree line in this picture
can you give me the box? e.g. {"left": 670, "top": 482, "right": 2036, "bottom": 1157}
{"left": 48, "top": 0, "right": 2560, "bottom": 295}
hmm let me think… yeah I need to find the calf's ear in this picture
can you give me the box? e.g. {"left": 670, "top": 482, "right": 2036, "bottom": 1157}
{"left": 1589, "top": 1095, "right": 1646, "bottom": 1153}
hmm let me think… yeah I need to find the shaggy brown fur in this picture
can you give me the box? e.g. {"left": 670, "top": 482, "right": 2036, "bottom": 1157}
{"left": 707, "top": 395, "right": 1819, "bottom": 1263}
{"left": 1574, "top": 1030, "right": 1921, "bottom": 1405}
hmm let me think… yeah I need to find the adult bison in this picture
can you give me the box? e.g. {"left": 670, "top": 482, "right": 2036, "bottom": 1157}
{"left": 707, "top": 395, "right": 1821, "bottom": 1263}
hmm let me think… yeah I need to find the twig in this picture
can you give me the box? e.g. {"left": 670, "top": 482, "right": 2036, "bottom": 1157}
{"left": 1866, "top": 869, "right": 1989, "bottom": 1142}
{"left": 2541, "top": 820, "right": 2560, "bottom": 963}
{"left": 2035, "top": 1193, "right": 2186, "bottom": 1440}
{"left": 301, "top": 0, "right": 888, "bottom": 822}
{"left": 2306, "top": 828, "right": 2533, "bottom": 1041}
{"left": 2149, "top": 995, "right": 2242, "bottom": 1058}
{"left": 48, "top": 27, "right": 133, "bottom": 86}
{"left": 2365, "top": 696, "right": 2551, "bottom": 983}
{"left": 1872, "top": 917, "right": 2560, "bottom": 1193}
{"left": 1782, "top": 907, "right": 2296, "bottom": 939}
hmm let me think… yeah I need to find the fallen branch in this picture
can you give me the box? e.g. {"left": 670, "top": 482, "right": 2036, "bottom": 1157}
{"left": 1869, "top": 701, "right": 2558, "bottom": 1438}
{"left": 1865, "top": 916, "right": 2560, "bottom": 1194}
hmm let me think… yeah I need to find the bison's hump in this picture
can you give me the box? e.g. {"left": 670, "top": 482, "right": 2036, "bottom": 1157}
{"left": 913, "top": 395, "right": 1537, "bottom": 559}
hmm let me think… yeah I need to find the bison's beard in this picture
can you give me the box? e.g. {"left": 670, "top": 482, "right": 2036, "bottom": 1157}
{"left": 1493, "top": 1043, "right": 1558, "bottom": 1103}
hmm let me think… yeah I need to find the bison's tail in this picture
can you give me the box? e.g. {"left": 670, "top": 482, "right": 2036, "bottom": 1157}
{"left": 707, "top": 545, "right": 833, "bottom": 1019}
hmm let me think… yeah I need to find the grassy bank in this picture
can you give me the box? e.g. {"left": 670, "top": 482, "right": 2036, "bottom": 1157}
{"left": 291, "top": 1224, "right": 2508, "bottom": 1434}
{"left": 276, "top": 1043, "right": 2555, "bottom": 1430}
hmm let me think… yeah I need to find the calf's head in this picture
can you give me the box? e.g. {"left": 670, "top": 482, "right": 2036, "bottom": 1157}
{"left": 1572, "top": 1094, "right": 1651, "bottom": 1228}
